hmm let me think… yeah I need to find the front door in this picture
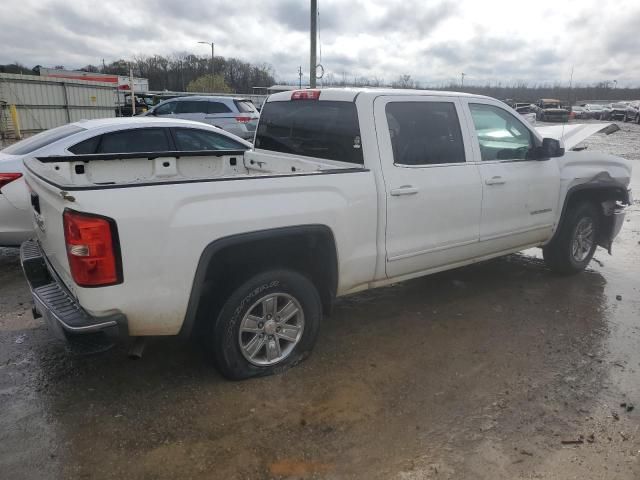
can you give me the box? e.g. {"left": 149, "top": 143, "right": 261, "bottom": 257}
{"left": 374, "top": 96, "right": 483, "bottom": 278}
{"left": 462, "top": 100, "right": 560, "bottom": 248}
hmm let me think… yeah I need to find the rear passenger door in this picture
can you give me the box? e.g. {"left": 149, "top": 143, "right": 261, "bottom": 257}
{"left": 175, "top": 100, "right": 209, "bottom": 123}
{"left": 374, "top": 96, "right": 483, "bottom": 278}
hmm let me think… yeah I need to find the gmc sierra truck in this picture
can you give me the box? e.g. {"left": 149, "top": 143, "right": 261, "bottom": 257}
{"left": 20, "top": 88, "right": 632, "bottom": 379}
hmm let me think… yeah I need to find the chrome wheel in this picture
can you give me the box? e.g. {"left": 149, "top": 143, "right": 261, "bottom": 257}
{"left": 238, "top": 293, "right": 305, "bottom": 366}
{"left": 571, "top": 217, "right": 595, "bottom": 262}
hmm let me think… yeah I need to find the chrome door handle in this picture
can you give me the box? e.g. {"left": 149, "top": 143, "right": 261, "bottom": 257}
{"left": 390, "top": 186, "right": 419, "bottom": 196}
{"left": 485, "top": 176, "right": 506, "bottom": 186}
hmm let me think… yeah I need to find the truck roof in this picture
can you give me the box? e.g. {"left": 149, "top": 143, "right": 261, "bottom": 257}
{"left": 266, "top": 87, "right": 489, "bottom": 103}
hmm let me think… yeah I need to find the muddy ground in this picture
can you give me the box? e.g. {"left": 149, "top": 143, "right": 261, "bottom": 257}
{"left": 1, "top": 122, "right": 639, "bottom": 479}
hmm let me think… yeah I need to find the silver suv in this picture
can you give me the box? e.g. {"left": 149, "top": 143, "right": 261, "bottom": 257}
{"left": 145, "top": 96, "right": 259, "bottom": 140}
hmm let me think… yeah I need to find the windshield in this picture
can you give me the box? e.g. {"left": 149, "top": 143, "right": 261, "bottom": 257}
{"left": 587, "top": 104, "right": 603, "bottom": 110}
{"left": 1, "top": 124, "right": 86, "bottom": 155}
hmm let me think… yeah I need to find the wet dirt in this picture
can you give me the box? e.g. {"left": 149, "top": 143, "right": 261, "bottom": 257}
{"left": 1, "top": 122, "right": 639, "bottom": 479}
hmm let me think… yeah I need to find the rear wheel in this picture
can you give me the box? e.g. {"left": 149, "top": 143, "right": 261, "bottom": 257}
{"left": 209, "top": 269, "right": 321, "bottom": 380}
{"left": 543, "top": 202, "right": 600, "bottom": 274}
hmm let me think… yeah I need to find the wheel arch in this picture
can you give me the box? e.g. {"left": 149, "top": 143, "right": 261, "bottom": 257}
{"left": 551, "top": 179, "right": 630, "bottom": 251}
{"left": 179, "top": 225, "right": 339, "bottom": 338}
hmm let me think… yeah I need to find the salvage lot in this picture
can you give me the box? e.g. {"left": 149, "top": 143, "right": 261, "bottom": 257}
{"left": 1, "top": 122, "right": 639, "bottom": 479}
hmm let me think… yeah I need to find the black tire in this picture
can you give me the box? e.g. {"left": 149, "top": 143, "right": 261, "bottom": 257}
{"left": 543, "top": 202, "right": 600, "bottom": 274}
{"left": 210, "top": 269, "right": 321, "bottom": 380}
{"left": 623, "top": 113, "right": 629, "bottom": 122}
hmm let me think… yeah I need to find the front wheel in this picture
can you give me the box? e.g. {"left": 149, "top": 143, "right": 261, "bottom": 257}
{"left": 543, "top": 202, "right": 600, "bottom": 274}
{"left": 210, "top": 269, "right": 321, "bottom": 380}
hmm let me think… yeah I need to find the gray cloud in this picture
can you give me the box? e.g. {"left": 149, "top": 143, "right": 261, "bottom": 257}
{"left": 0, "top": 0, "right": 639, "bottom": 86}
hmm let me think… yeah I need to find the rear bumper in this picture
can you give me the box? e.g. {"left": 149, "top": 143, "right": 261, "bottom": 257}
{"left": 20, "top": 239, "right": 127, "bottom": 339}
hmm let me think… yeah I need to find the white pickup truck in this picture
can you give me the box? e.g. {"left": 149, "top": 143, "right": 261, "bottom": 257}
{"left": 20, "top": 88, "right": 632, "bottom": 379}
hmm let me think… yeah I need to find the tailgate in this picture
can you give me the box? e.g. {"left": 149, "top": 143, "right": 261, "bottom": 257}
{"left": 23, "top": 160, "right": 75, "bottom": 290}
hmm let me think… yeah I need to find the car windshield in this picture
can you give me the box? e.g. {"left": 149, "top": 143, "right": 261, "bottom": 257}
{"left": 1, "top": 124, "right": 86, "bottom": 155}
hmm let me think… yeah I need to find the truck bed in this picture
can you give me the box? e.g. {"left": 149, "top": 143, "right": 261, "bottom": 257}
{"left": 24, "top": 149, "right": 362, "bottom": 190}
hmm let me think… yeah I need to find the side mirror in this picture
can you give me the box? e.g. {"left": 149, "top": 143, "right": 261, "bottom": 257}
{"left": 540, "top": 137, "right": 564, "bottom": 159}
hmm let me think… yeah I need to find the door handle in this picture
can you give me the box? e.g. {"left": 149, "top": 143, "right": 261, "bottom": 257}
{"left": 485, "top": 176, "right": 506, "bottom": 186}
{"left": 390, "top": 186, "right": 419, "bottom": 196}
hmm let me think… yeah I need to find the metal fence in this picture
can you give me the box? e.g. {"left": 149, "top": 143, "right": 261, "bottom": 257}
{"left": 0, "top": 73, "right": 117, "bottom": 140}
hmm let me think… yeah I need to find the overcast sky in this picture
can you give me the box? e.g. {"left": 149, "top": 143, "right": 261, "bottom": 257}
{"left": 2, "top": 0, "right": 639, "bottom": 86}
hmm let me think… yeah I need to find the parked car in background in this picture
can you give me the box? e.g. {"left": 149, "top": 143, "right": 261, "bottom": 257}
{"left": 0, "top": 118, "right": 251, "bottom": 246}
{"left": 144, "top": 96, "right": 260, "bottom": 140}
{"left": 514, "top": 104, "right": 536, "bottom": 125}
{"left": 604, "top": 103, "right": 628, "bottom": 121}
{"left": 570, "top": 105, "right": 588, "bottom": 119}
{"left": 532, "top": 99, "right": 569, "bottom": 122}
{"left": 584, "top": 104, "right": 606, "bottom": 119}
{"left": 624, "top": 101, "right": 640, "bottom": 123}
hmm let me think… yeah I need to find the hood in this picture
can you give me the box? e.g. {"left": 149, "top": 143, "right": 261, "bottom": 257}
{"left": 535, "top": 123, "right": 620, "bottom": 150}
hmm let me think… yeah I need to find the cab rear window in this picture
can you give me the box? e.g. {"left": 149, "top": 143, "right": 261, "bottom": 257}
{"left": 255, "top": 100, "right": 363, "bottom": 164}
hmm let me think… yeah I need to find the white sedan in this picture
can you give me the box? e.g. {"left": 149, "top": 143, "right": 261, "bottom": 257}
{"left": 0, "top": 117, "right": 252, "bottom": 246}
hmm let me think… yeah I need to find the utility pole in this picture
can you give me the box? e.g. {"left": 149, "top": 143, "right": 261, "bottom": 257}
{"left": 461, "top": 72, "right": 466, "bottom": 89}
{"left": 298, "top": 66, "right": 303, "bottom": 89}
{"left": 198, "top": 41, "right": 215, "bottom": 92}
{"left": 129, "top": 64, "right": 135, "bottom": 116}
{"left": 310, "top": 0, "right": 317, "bottom": 88}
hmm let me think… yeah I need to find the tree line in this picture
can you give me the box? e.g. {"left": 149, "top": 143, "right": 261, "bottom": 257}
{"left": 2, "top": 60, "right": 639, "bottom": 102}
{"left": 0, "top": 54, "right": 276, "bottom": 94}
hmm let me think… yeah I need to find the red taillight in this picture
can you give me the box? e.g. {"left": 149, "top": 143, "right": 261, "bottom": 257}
{"left": 63, "top": 210, "right": 122, "bottom": 287}
{"left": 291, "top": 90, "right": 321, "bottom": 100}
{"left": 235, "top": 116, "right": 251, "bottom": 124}
{"left": 0, "top": 173, "right": 22, "bottom": 190}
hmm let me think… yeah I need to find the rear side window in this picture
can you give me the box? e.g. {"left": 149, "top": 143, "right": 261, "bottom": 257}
{"left": 255, "top": 100, "right": 363, "bottom": 164}
{"left": 154, "top": 101, "right": 177, "bottom": 115}
{"left": 207, "top": 102, "right": 232, "bottom": 114}
{"left": 385, "top": 102, "right": 465, "bottom": 165}
{"left": 176, "top": 101, "right": 208, "bottom": 114}
{"left": 68, "top": 135, "right": 101, "bottom": 154}
{"left": 174, "top": 128, "right": 246, "bottom": 151}
{"left": 2, "top": 125, "right": 86, "bottom": 155}
{"left": 234, "top": 100, "right": 256, "bottom": 113}
{"left": 98, "top": 128, "right": 170, "bottom": 153}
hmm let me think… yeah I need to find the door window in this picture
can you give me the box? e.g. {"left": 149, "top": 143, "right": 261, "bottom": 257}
{"left": 176, "top": 101, "right": 208, "bottom": 114}
{"left": 173, "top": 128, "right": 247, "bottom": 151}
{"left": 385, "top": 102, "right": 465, "bottom": 165}
{"left": 207, "top": 102, "right": 232, "bottom": 114}
{"left": 469, "top": 103, "right": 534, "bottom": 161}
{"left": 98, "top": 128, "right": 170, "bottom": 153}
{"left": 154, "top": 101, "right": 177, "bottom": 115}
{"left": 68, "top": 135, "right": 101, "bottom": 154}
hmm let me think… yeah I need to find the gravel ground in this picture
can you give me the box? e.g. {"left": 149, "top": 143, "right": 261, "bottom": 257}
{"left": 0, "top": 121, "right": 639, "bottom": 479}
